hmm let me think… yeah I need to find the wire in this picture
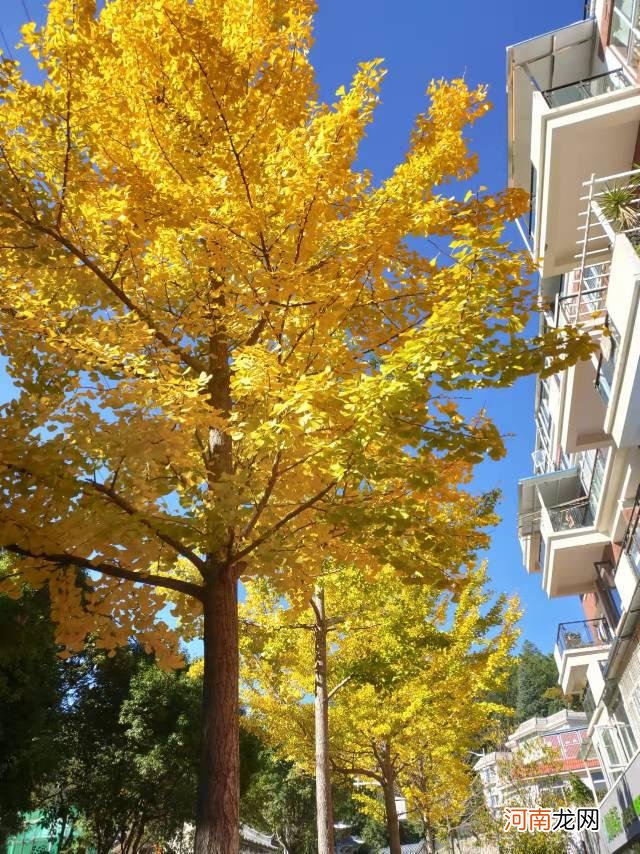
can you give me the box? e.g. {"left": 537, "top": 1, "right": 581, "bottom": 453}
{"left": 0, "top": 25, "right": 14, "bottom": 61}
{"left": 21, "top": 0, "right": 33, "bottom": 22}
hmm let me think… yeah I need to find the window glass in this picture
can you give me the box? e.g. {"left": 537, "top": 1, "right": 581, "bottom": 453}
{"left": 601, "top": 728, "right": 622, "bottom": 767}
{"left": 611, "top": 691, "right": 638, "bottom": 759}
{"left": 612, "top": 10, "right": 633, "bottom": 50}
{"left": 615, "top": 0, "right": 634, "bottom": 20}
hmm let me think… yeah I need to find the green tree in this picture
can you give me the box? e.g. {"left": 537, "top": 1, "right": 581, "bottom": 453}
{"left": 39, "top": 644, "right": 201, "bottom": 854}
{"left": 515, "top": 642, "right": 575, "bottom": 723}
{"left": 240, "top": 749, "right": 317, "bottom": 854}
{"left": 0, "top": 558, "right": 61, "bottom": 844}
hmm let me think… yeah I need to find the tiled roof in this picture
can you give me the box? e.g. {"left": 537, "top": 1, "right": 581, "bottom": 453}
{"left": 515, "top": 757, "right": 601, "bottom": 778}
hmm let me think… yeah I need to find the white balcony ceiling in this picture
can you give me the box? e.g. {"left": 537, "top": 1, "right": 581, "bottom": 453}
{"left": 507, "top": 19, "right": 596, "bottom": 191}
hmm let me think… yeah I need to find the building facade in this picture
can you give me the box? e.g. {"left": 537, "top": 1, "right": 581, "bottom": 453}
{"left": 474, "top": 710, "right": 605, "bottom": 815}
{"left": 507, "top": 1, "right": 640, "bottom": 851}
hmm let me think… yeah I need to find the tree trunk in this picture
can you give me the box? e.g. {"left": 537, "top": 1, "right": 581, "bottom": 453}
{"left": 424, "top": 820, "right": 437, "bottom": 854}
{"left": 312, "top": 587, "right": 336, "bottom": 854}
{"left": 195, "top": 570, "right": 240, "bottom": 854}
{"left": 381, "top": 759, "right": 402, "bottom": 854}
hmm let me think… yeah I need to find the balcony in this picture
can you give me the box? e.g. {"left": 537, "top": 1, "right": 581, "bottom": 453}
{"left": 554, "top": 618, "right": 612, "bottom": 695}
{"left": 518, "top": 453, "right": 611, "bottom": 596}
{"left": 621, "top": 484, "right": 640, "bottom": 577}
{"left": 542, "top": 69, "right": 630, "bottom": 108}
{"left": 577, "top": 173, "right": 640, "bottom": 448}
{"left": 507, "top": 20, "right": 640, "bottom": 277}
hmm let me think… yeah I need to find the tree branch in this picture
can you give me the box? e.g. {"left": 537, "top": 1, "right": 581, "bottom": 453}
{"left": 327, "top": 674, "right": 353, "bottom": 700}
{"left": 87, "top": 480, "right": 208, "bottom": 575}
{"left": 4, "top": 544, "right": 203, "bottom": 600}
{"left": 241, "top": 450, "right": 281, "bottom": 539}
{"left": 233, "top": 480, "right": 337, "bottom": 562}
{"left": 1, "top": 206, "right": 206, "bottom": 376}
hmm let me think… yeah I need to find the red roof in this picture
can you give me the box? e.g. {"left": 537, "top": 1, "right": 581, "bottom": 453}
{"left": 520, "top": 758, "right": 600, "bottom": 777}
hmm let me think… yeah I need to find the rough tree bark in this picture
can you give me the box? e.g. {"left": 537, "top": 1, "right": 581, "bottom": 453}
{"left": 312, "top": 587, "right": 336, "bottom": 854}
{"left": 193, "top": 318, "right": 241, "bottom": 854}
{"left": 194, "top": 568, "right": 240, "bottom": 854}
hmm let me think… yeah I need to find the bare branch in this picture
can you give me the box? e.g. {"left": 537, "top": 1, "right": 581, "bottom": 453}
{"left": 327, "top": 674, "right": 353, "bottom": 700}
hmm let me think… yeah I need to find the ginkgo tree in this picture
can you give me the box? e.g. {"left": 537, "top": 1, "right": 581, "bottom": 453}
{"left": 0, "top": 1, "right": 593, "bottom": 852}
{"left": 240, "top": 561, "right": 520, "bottom": 854}
{"left": 240, "top": 471, "right": 499, "bottom": 854}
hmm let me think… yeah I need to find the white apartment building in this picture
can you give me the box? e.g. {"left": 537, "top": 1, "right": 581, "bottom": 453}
{"left": 507, "top": 1, "right": 640, "bottom": 852}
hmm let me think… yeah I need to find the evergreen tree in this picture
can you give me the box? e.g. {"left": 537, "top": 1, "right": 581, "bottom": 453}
{"left": 38, "top": 644, "right": 201, "bottom": 854}
{"left": 515, "top": 641, "right": 572, "bottom": 722}
{"left": 0, "top": 558, "right": 61, "bottom": 843}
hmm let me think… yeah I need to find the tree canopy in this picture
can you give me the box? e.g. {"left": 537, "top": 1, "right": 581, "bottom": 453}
{"left": 0, "top": 1, "right": 594, "bottom": 849}
{"left": 240, "top": 561, "right": 520, "bottom": 851}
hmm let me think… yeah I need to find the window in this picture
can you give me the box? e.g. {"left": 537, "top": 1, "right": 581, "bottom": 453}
{"left": 611, "top": 0, "right": 640, "bottom": 69}
{"left": 591, "top": 770, "right": 608, "bottom": 794}
{"left": 611, "top": 689, "right": 639, "bottom": 759}
{"left": 600, "top": 727, "right": 623, "bottom": 770}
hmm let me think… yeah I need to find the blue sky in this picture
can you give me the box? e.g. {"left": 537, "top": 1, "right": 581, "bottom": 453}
{"left": 0, "top": 0, "right": 586, "bottom": 652}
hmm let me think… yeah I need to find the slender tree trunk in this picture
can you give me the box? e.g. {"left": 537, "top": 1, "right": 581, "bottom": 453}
{"left": 312, "top": 587, "right": 336, "bottom": 854}
{"left": 424, "top": 820, "right": 437, "bottom": 854}
{"left": 195, "top": 569, "right": 239, "bottom": 854}
{"left": 381, "top": 754, "right": 402, "bottom": 854}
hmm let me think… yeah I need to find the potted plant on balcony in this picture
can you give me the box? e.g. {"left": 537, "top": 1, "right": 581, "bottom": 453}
{"left": 600, "top": 168, "right": 640, "bottom": 245}
{"left": 563, "top": 630, "right": 583, "bottom": 650}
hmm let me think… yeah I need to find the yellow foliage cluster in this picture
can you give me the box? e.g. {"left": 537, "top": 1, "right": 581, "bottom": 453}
{"left": 240, "top": 562, "right": 521, "bottom": 832}
{"left": 0, "top": 0, "right": 591, "bottom": 663}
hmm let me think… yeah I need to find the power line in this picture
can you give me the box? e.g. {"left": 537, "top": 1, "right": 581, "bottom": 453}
{"left": 21, "top": 0, "right": 34, "bottom": 22}
{"left": 0, "top": 25, "right": 14, "bottom": 62}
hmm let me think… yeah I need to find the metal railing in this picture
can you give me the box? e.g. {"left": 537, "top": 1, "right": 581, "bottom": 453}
{"left": 557, "top": 286, "right": 608, "bottom": 325}
{"left": 578, "top": 168, "right": 640, "bottom": 272}
{"left": 543, "top": 68, "right": 630, "bottom": 108}
{"left": 548, "top": 496, "right": 594, "bottom": 531}
{"left": 556, "top": 618, "right": 612, "bottom": 655}
{"left": 535, "top": 404, "right": 553, "bottom": 445}
{"left": 532, "top": 447, "right": 552, "bottom": 476}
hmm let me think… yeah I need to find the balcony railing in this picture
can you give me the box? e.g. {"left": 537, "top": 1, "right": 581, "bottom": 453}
{"left": 542, "top": 68, "right": 630, "bottom": 108}
{"left": 557, "top": 286, "right": 608, "bottom": 326}
{"left": 548, "top": 496, "right": 594, "bottom": 531}
{"left": 556, "top": 618, "right": 612, "bottom": 655}
{"left": 578, "top": 169, "right": 640, "bottom": 273}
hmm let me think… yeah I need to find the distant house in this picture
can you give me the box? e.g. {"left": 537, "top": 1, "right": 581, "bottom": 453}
{"left": 239, "top": 824, "right": 281, "bottom": 853}
{"left": 473, "top": 709, "right": 606, "bottom": 815}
